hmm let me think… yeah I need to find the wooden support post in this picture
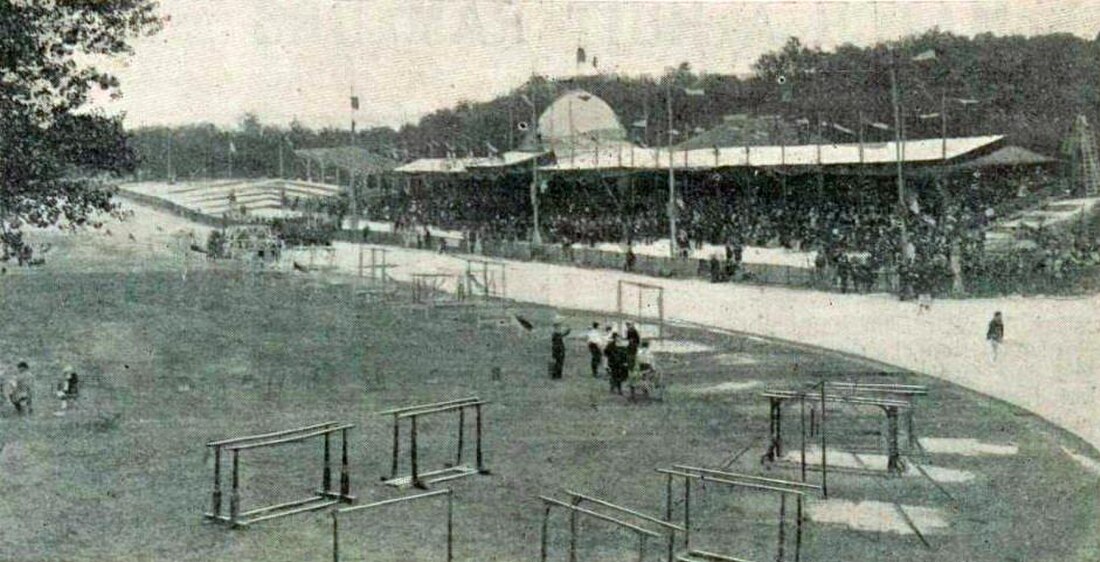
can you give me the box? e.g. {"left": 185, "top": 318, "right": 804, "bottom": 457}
{"left": 684, "top": 477, "right": 691, "bottom": 549}
{"left": 323, "top": 432, "right": 332, "bottom": 492}
{"left": 332, "top": 512, "right": 340, "bottom": 562}
{"left": 540, "top": 505, "right": 551, "bottom": 562}
{"left": 389, "top": 416, "right": 400, "bottom": 480}
{"left": 907, "top": 407, "right": 916, "bottom": 449}
{"left": 457, "top": 407, "right": 465, "bottom": 466}
{"left": 569, "top": 507, "right": 578, "bottom": 562}
{"left": 777, "top": 493, "right": 787, "bottom": 562}
{"left": 795, "top": 495, "right": 803, "bottom": 562}
{"left": 446, "top": 491, "right": 454, "bottom": 562}
{"left": 800, "top": 395, "right": 807, "bottom": 483}
{"left": 411, "top": 415, "right": 423, "bottom": 488}
{"left": 665, "top": 472, "right": 673, "bottom": 522}
{"left": 212, "top": 446, "right": 222, "bottom": 518}
{"left": 886, "top": 406, "right": 902, "bottom": 476}
{"left": 820, "top": 383, "right": 828, "bottom": 499}
{"left": 809, "top": 406, "right": 817, "bottom": 438}
{"left": 230, "top": 450, "right": 240, "bottom": 526}
{"left": 475, "top": 403, "right": 486, "bottom": 473}
{"left": 340, "top": 428, "right": 350, "bottom": 497}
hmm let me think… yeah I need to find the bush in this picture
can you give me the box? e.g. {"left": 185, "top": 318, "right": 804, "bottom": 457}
{"left": 206, "top": 230, "right": 229, "bottom": 258}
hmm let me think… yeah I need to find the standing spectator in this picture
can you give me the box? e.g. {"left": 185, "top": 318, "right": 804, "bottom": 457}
{"left": 585, "top": 322, "right": 603, "bottom": 377}
{"left": 624, "top": 244, "right": 636, "bottom": 272}
{"left": 549, "top": 322, "right": 571, "bottom": 379}
{"left": 4, "top": 361, "right": 33, "bottom": 415}
{"left": 605, "top": 333, "right": 627, "bottom": 395}
{"left": 986, "top": 311, "right": 1004, "bottom": 361}
{"left": 625, "top": 322, "right": 641, "bottom": 368}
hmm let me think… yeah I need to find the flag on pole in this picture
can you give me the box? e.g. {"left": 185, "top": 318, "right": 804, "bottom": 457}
{"left": 912, "top": 49, "right": 937, "bottom": 62}
{"left": 832, "top": 123, "right": 856, "bottom": 135}
{"left": 350, "top": 96, "right": 360, "bottom": 110}
{"left": 576, "top": 47, "right": 586, "bottom": 64}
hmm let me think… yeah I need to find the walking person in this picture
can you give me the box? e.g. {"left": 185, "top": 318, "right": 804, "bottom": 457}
{"left": 585, "top": 322, "right": 603, "bottom": 377}
{"left": 550, "top": 322, "right": 571, "bottom": 380}
{"left": 986, "top": 311, "right": 1004, "bottom": 361}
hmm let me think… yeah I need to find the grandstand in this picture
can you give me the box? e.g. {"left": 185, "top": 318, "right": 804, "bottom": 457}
{"left": 121, "top": 178, "right": 343, "bottom": 220}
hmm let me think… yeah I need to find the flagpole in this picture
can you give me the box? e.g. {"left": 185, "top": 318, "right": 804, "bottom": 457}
{"left": 667, "top": 76, "right": 677, "bottom": 259}
{"left": 890, "top": 62, "right": 910, "bottom": 298}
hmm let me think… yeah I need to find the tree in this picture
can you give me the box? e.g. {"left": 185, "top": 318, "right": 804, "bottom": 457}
{"left": 1, "top": 0, "right": 162, "bottom": 257}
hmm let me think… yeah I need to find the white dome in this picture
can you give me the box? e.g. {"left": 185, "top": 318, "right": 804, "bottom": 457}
{"left": 537, "top": 90, "right": 627, "bottom": 146}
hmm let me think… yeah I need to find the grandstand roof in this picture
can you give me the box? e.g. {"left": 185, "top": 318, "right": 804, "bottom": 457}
{"left": 393, "top": 135, "right": 1010, "bottom": 174}
{"left": 393, "top": 151, "right": 543, "bottom": 174}
{"left": 541, "top": 135, "right": 1006, "bottom": 171}
{"left": 294, "top": 146, "right": 399, "bottom": 175}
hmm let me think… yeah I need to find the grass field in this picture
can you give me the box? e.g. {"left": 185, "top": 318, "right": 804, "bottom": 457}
{"left": 0, "top": 229, "right": 1098, "bottom": 562}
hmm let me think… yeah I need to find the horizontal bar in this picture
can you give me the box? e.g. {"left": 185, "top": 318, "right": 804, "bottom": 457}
{"left": 827, "top": 382, "right": 927, "bottom": 390}
{"left": 619, "top": 280, "right": 664, "bottom": 291}
{"left": 239, "top": 499, "right": 339, "bottom": 526}
{"left": 227, "top": 424, "right": 355, "bottom": 451}
{"left": 337, "top": 489, "right": 451, "bottom": 515}
{"left": 564, "top": 490, "right": 685, "bottom": 532}
{"left": 656, "top": 469, "right": 805, "bottom": 496}
{"left": 681, "top": 549, "right": 757, "bottom": 562}
{"left": 207, "top": 421, "right": 341, "bottom": 447}
{"left": 539, "top": 496, "right": 662, "bottom": 538}
{"left": 671, "top": 466, "right": 821, "bottom": 491}
{"left": 760, "top": 391, "right": 910, "bottom": 408}
{"left": 827, "top": 383, "right": 927, "bottom": 395}
{"left": 239, "top": 495, "right": 329, "bottom": 518}
{"left": 397, "top": 401, "right": 488, "bottom": 419}
{"left": 378, "top": 397, "right": 480, "bottom": 416}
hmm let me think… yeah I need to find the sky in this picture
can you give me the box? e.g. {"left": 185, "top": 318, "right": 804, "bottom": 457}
{"left": 87, "top": 0, "right": 1100, "bottom": 131}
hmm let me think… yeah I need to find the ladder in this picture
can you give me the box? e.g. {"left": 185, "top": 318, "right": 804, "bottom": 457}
{"left": 1072, "top": 115, "right": 1100, "bottom": 196}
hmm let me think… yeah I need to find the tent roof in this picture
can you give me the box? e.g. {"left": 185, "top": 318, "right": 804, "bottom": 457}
{"left": 294, "top": 146, "right": 399, "bottom": 175}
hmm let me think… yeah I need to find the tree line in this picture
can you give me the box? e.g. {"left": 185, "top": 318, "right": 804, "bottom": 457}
{"left": 130, "top": 28, "right": 1100, "bottom": 181}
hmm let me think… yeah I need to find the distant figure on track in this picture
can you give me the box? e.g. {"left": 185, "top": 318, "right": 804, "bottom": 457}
{"left": 55, "top": 365, "right": 79, "bottom": 415}
{"left": 986, "top": 311, "right": 1004, "bottom": 361}
{"left": 550, "top": 322, "right": 571, "bottom": 380}
{"left": 585, "top": 322, "right": 603, "bottom": 377}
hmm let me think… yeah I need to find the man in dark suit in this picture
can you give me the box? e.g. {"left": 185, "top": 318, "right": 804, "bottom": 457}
{"left": 550, "top": 322, "right": 571, "bottom": 379}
